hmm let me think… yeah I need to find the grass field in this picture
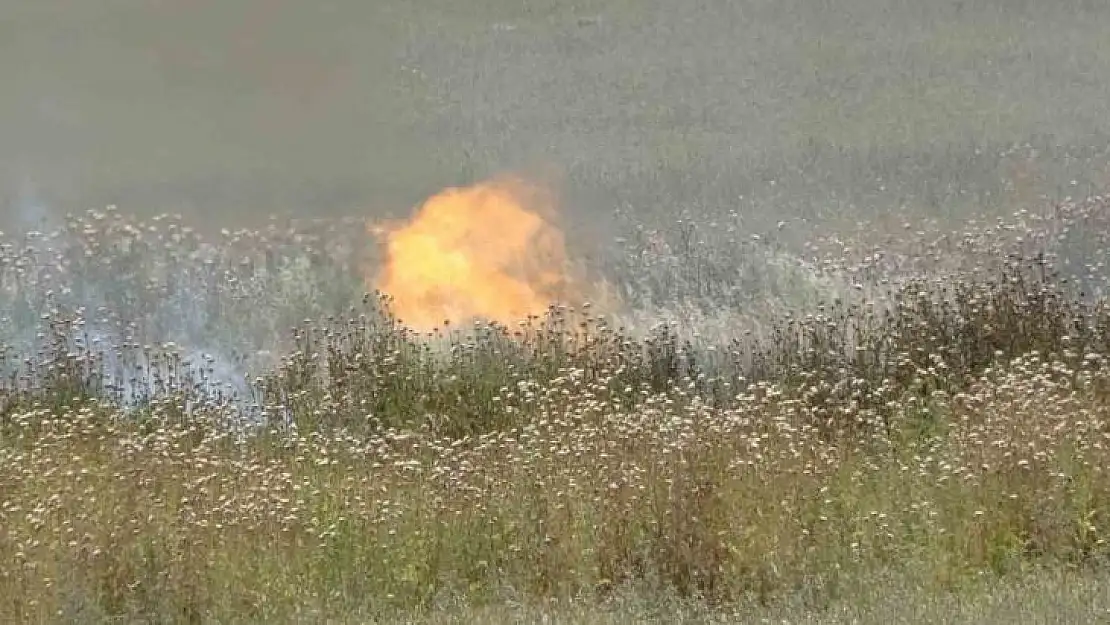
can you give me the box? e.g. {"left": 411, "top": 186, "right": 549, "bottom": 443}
{"left": 5, "top": 0, "right": 1110, "bottom": 233}
{"left": 0, "top": 195, "right": 1108, "bottom": 623}
{"left": 4, "top": 1, "right": 1110, "bottom": 623}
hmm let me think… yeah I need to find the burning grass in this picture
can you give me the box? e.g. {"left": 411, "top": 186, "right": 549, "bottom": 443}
{"left": 0, "top": 189, "right": 1109, "bottom": 622}
{"left": 368, "top": 175, "right": 583, "bottom": 331}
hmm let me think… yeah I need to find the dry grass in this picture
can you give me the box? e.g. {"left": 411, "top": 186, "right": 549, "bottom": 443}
{"left": 1, "top": 195, "right": 1109, "bottom": 623}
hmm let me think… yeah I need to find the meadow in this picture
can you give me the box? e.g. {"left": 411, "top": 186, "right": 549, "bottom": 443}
{"left": 0, "top": 189, "right": 1108, "bottom": 623}
{"left": 5, "top": 1, "right": 1110, "bottom": 623}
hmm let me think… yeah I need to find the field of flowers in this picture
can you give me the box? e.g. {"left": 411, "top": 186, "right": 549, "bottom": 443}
{"left": 1, "top": 192, "right": 1109, "bottom": 623}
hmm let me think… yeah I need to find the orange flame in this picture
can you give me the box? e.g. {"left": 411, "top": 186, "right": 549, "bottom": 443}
{"left": 369, "top": 176, "right": 573, "bottom": 331}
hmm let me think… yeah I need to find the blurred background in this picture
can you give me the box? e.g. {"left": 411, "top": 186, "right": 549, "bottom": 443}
{"left": 3, "top": 0, "right": 1109, "bottom": 241}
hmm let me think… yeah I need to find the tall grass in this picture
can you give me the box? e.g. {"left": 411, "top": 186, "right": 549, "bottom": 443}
{"left": 0, "top": 194, "right": 1109, "bottom": 622}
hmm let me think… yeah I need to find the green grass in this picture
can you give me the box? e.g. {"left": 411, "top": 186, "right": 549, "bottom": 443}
{"left": 397, "top": 569, "right": 1110, "bottom": 624}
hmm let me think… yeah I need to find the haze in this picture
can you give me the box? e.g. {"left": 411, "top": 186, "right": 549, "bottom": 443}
{"left": 3, "top": 0, "right": 1109, "bottom": 239}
